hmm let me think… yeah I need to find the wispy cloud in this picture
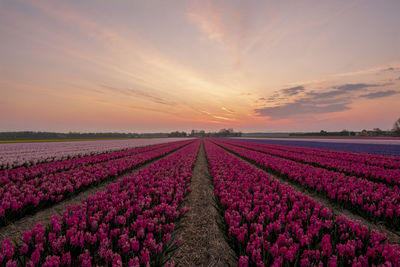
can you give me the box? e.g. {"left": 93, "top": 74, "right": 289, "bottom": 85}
{"left": 305, "top": 83, "right": 380, "bottom": 100}
{"left": 221, "top": 107, "right": 235, "bottom": 114}
{"left": 213, "top": 115, "right": 235, "bottom": 121}
{"left": 100, "top": 85, "right": 175, "bottom": 106}
{"left": 279, "top": 64, "right": 400, "bottom": 89}
{"left": 360, "top": 90, "right": 399, "bottom": 99}
{"left": 281, "top": 86, "right": 305, "bottom": 96}
{"left": 333, "top": 83, "right": 379, "bottom": 91}
{"left": 382, "top": 67, "right": 400, "bottom": 72}
{"left": 186, "top": 1, "right": 251, "bottom": 65}
{"left": 255, "top": 101, "right": 350, "bottom": 119}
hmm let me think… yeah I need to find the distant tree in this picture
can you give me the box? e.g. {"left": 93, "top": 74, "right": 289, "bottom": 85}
{"left": 340, "top": 129, "right": 350, "bottom": 136}
{"left": 393, "top": 118, "right": 400, "bottom": 136}
{"left": 168, "top": 131, "right": 187, "bottom": 137}
{"left": 320, "top": 130, "right": 328, "bottom": 136}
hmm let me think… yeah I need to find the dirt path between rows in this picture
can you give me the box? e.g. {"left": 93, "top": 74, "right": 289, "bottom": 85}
{"left": 217, "top": 143, "right": 400, "bottom": 245}
{"left": 172, "top": 141, "right": 237, "bottom": 266}
{"left": 0, "top": 147, "right": 183, "bottom": 246}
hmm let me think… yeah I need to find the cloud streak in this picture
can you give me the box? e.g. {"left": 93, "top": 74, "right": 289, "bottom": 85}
{"left": 382, "top": 67, "right": 400, "bottom": 72}
{"left": 186, "top": 0, "right": 251, "bottom": 65}
{"left": 281, "top": 86, "right": 305, "bottom": 96}
{"left": 305, "top": 83, "right": 380, "bottom": 100}
{"left": 360, "top": 90, "right": 399, "bottom": 99}
{"left": 333, "top": 83, "right": 379, "bottom": 91}
{"left": 100, "top": 85, "right": 175, "bottom": 106}
{"left": 221, "top": 107, "right": 235, "bottom": 114}
{"left": 255, "top": 101, "right": 350, "bottom": 119}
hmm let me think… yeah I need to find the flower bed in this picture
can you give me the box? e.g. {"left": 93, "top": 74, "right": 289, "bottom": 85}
{"left": 204, "top": 139, "right": 400, "bottom": 266}
{"left": 0, "top": 139, "right": 200, "bottom": 266}
{"left": 221, "top": 139, "right": 400, "bottom": 186}
{"left": 213, "top": 139, "right": 400, "bottom": 230}
{"left": 0, "top": 138, "right": 192, "bottom": 169}
{"left": 0, "top": 140, "right": 194, "bottom": 226}
{"left": 228, "top": 138, "right": 400, "bottom": 158}
{"left": 0, "top": 141, "right": 176, "bottom": 185}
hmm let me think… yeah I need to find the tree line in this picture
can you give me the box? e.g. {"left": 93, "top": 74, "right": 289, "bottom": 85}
{"left": 168, "top": 128, "right": 242, "bottom": 137}
{"left": 1, "top": 117, "right": 399, "bottom": 140}
{"left": 289, "top": 118, "right": 400, "bottom": 137}
{"left": 394, "top": 117, "right": 400, "bottom": 136}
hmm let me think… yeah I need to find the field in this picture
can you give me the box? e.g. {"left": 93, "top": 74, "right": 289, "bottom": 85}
{"left": 1, "top": 138, "right": 400, "bottom": 266}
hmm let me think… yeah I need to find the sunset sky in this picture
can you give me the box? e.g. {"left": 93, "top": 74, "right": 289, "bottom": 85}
{"left": 1, "top": 0, "right": 400, "bottom": 133}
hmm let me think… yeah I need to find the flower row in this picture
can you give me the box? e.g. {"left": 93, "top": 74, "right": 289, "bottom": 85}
{"left": 226, "top": 139, "right": 400, "bottom": 169}
{"left": 0, "top": 141, "right": 175, "bottom": 185}
{"left": 0, "top": 140, "right": 194, "bottom": 226}
{"left": 221, "top": 139, "right": 400, "bottom": 186}
{"left": 0, "top": 138, "right": 192, "bottom": 169}
{"left": 204, "top": 139, "right": 400, "bottom": 266}
{"left": 0, "top": 139, "right": 200, "bottom": 266}
{"left": 213, "top": 139, "right": 400, "bottom": 230}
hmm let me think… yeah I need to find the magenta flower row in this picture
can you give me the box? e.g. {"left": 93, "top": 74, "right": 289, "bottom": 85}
{"left": 204, "top": 139, "right": 400, "bottom": 266}
{"left": 227, "top": 139, "right": 400, "bottom": 169}
{"left": 0, "top": 139, "right": 200, "bottom": 266}
{"left": 0, "top": 140, "right": 194, "bottom": 225}
{"left": 0, "top": 141, "right": 176, "bottom": 185}
{"left": 221, "top": 139, "right": 400, "bottom": 186}
{"left": 0, "top": 138, "right": 192, "bottom": 169}
{"left": 214, "top": 139, "right": 400, "bottom": 230}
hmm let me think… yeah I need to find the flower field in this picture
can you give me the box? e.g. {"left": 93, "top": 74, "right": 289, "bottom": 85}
{"left": 1, "top": 137, "right": 400, "bottom": 266}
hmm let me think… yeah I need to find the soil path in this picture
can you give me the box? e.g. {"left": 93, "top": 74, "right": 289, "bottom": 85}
{"left": 172, "top": 141, "right": 237, "bottom": 266}
{"left": 0, "top": 147, "right": 183, "bottom": 245}
{"left": 216, "top": 142, "right": 400, "bottom": 245}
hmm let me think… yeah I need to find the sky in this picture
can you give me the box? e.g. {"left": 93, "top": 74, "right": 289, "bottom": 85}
{"left": 1, "top": 0, "right": 400, "bottom": 133}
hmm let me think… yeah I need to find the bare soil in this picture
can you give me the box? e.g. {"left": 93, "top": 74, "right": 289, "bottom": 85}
{"left": 172, "top": 141, "right": 237, "bottom": 266}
